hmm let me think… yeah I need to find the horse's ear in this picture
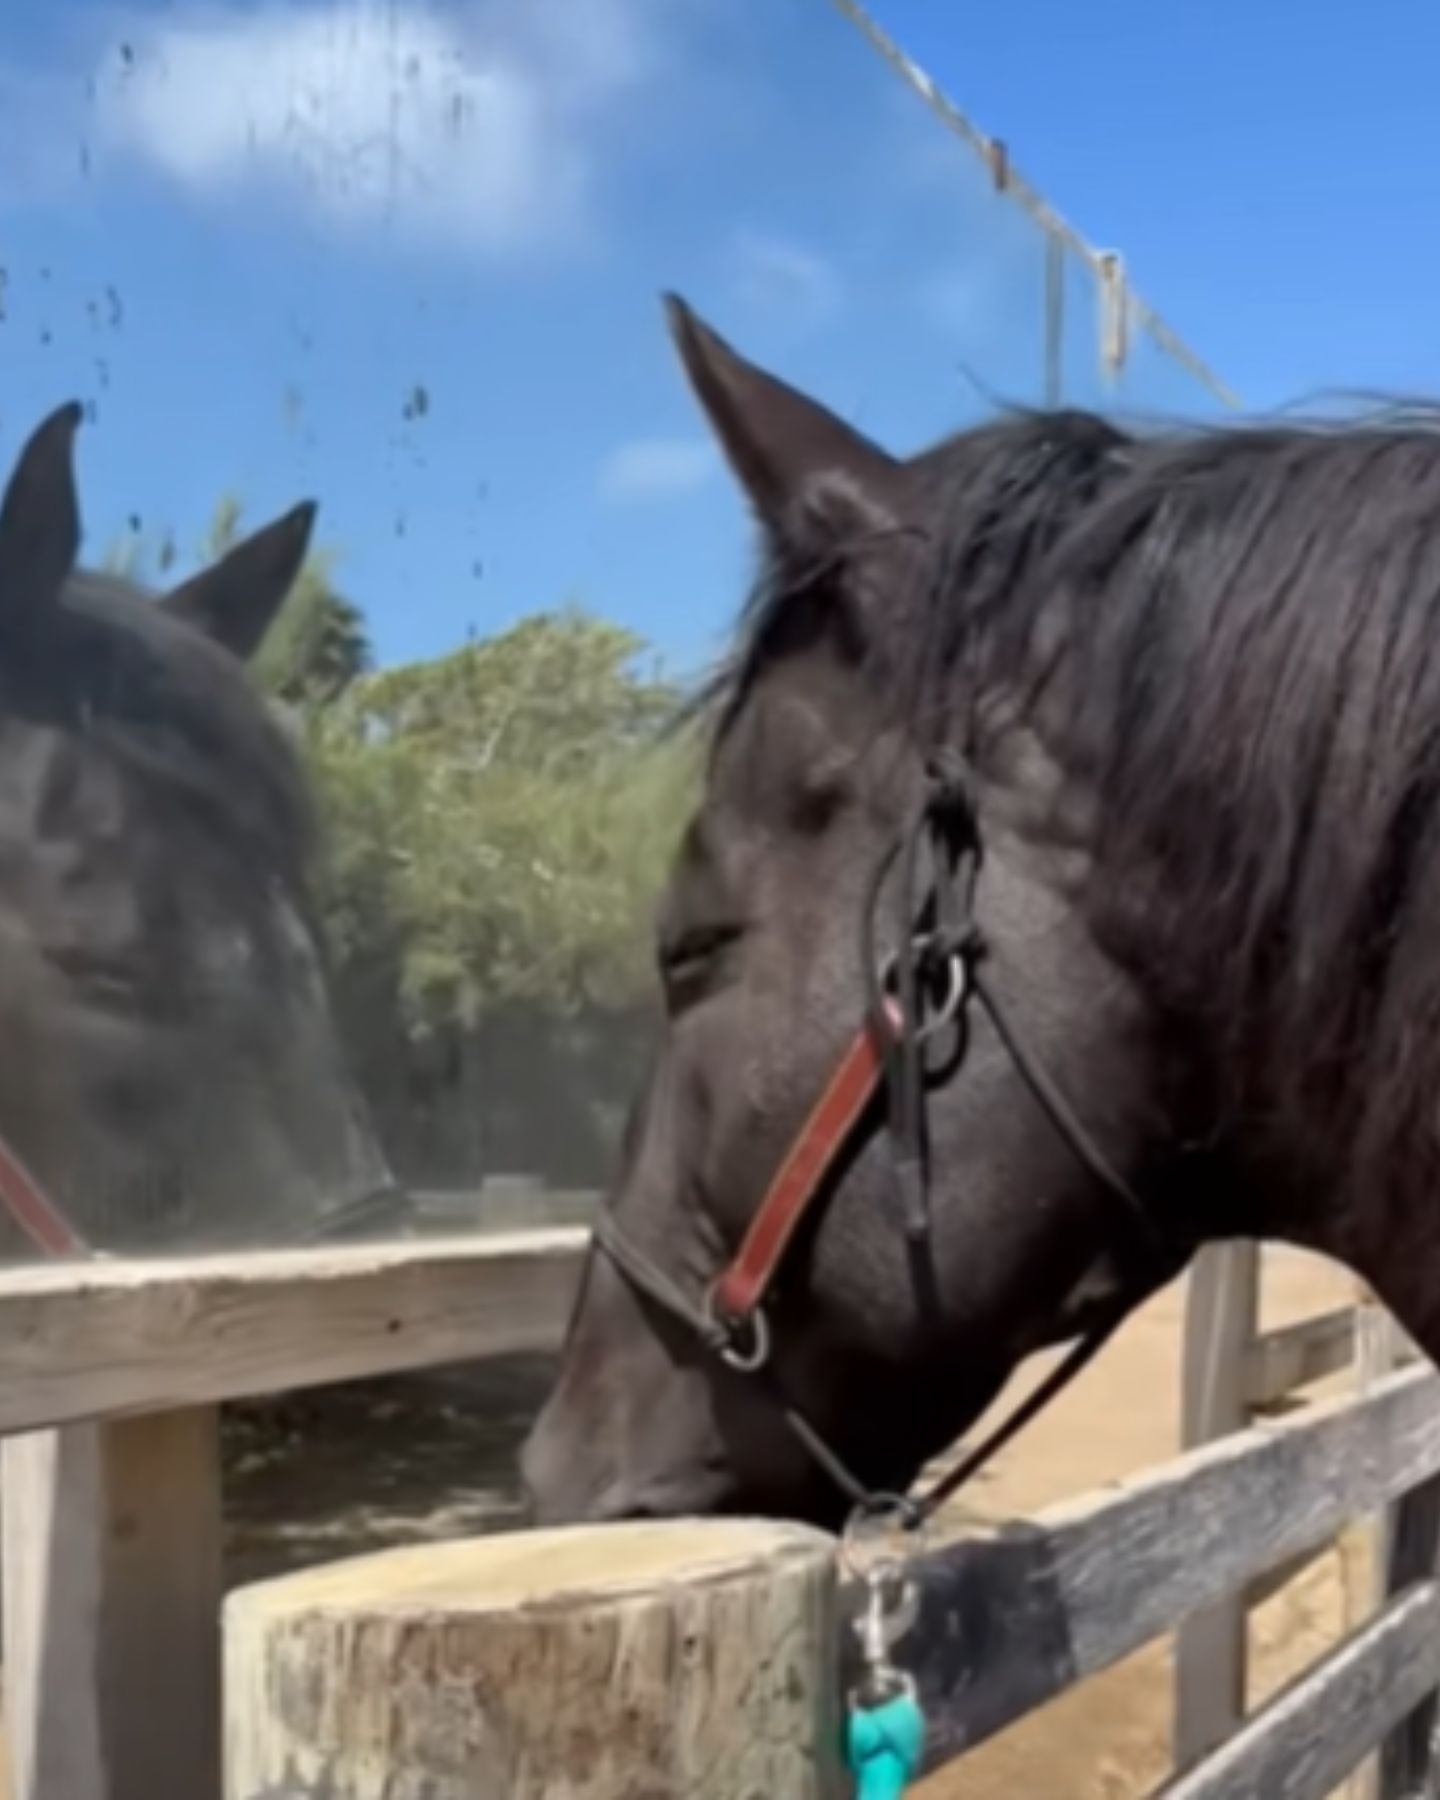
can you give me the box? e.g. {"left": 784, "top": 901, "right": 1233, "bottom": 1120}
{"left": 0, "top": 402, "right": 84, "bottom": 625}
{"left": 159, "top": 501, "right": 317, "bottom": 660}
{"left": 663, "top": 292, "right": 900, "bottom": 540}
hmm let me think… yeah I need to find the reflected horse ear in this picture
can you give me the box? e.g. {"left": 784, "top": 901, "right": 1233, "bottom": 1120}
{"left": 0, "top": 402, "right": 84, "bottom": 626}
{"left": 663, "top": 291, "right": 903, "bottom": 547}
{"left": 159, "top": 499, "right": 317, "bottom": 661}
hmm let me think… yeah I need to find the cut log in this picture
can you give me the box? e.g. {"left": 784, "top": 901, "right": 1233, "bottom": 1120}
{"left": 224, "top": 1517, "right": 844, "bottom": 1800}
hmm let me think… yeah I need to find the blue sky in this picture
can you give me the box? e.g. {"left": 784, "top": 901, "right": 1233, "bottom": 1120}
{"left": 1, "top": 0, "right": 1436, "bottom": 679}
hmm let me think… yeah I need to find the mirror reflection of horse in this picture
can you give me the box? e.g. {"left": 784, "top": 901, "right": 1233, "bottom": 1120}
{"left": 525, "top": 295, "right": 1440, "bottom": 1530}
{"left": 0, "top": 403, "right": 393, "bottom": 1259}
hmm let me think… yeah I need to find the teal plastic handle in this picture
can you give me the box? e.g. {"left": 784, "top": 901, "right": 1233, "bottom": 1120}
{"left": 846, "top": 1692, "right": 926, "bottom": 1799}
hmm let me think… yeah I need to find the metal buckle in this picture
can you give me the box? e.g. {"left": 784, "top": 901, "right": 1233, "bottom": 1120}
{"left": 701, "top": 1288, "right": 772, "bottom": 1373}
{"left": 842, "top": 1504, "right": 923, "bottom": 1709}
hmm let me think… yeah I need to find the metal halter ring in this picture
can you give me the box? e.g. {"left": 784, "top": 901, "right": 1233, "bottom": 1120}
{"left": 879, "top": 940, "right": 968, "bottom": 1043}
{"left": 702, "top": 1288, "right": 772, "bottom": 1373}
{"left": 839, "top": 1493, "right": 927, "bottom": 1578}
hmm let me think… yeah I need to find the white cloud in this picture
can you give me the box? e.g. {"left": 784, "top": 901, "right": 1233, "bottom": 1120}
{"left": 88, "top": 0, "right": 672, "bottom": 257}
{"left": 598, "top": 436, "right": 715, "bottom": 502}
{"left": 731, "top": 229, "right": 841, "bottom": 321}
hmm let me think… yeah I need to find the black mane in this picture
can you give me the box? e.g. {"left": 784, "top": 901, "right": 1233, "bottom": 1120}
{"left": 721, "top": 399, "right": 1440, "bottom": 1215}
{"left": 989, "top": 409, "right": 1440, "bottom": 1210}
{"left": 911, "top": 405, "right": 1440, "bottom": 1215}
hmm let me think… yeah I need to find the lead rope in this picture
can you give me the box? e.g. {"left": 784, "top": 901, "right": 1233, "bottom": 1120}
{"left": 846, "top": 1690, "right": 925, "bottom": 1798}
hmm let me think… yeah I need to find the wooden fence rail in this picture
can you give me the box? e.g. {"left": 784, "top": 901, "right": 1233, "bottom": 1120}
{"left": 1244, "top": 1304, "right": 1362, "bottom": 1409}
{"left": 0, "top": 1227, "right": 1435, "bottom": 1798}
{"left": 1175, "top": 1243, "right": 1429, "bottom": 1790}
{"left": 868, "top": 1363, "right": 1440, "bottom": 1776}
{"left": 1161, "top": 1579, "right": 1440, "bottom": 1800}
{"left": 0, "top": 1230, "right": 587, "bottom": 1800}
{"left": 0, "top": 1227, "right": 586, "bottom": 1435}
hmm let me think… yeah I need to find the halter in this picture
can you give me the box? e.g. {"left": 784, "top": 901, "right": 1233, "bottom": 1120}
{"left": 596, "top": 751, "right": 1167, "bottom": 1529}
{"left": 0, "top": 1135, "right": 89, "bottom": 1257}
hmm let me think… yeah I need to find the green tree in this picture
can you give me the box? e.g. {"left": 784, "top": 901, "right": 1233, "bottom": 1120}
{"left": 308, "top": 608, "right": 695, "bottom": 1032}
{"left": 303, "top": 607, "right": 697, "bottom": 1184}
{"left": 115, "top": 492, "right": 697, "bottom": 1183}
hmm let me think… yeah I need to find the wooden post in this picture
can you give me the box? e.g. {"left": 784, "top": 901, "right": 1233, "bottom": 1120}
{"left": 1375, "top": 1483, "right": 1440, "bottom": 1797}
{"left": 2, "top": 1409, "right": 223, "bottom": 1800}
{"left": 224, "top": 1519, "right": 844, "bottom": 1800}
{"left": 1339, "top": 1283, "right": 1400, "bottom": 1800}
{"left": 1174, "top": 1241, "right": 1260, "bottom": 1768}
{"left": 1365, "top": 1281, "right": 1440, "bottom": 1799}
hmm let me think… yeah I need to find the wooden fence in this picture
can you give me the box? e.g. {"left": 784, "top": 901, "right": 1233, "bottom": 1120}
{"left": 0, "top": 1226, "right": 1436, "bottom": 1798}
{"left": 1175, "top": 1243, "right": 1429, "bottom": 1791}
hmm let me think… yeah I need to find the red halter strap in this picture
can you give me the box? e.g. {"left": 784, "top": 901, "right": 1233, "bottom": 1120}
{"left": 708, "top": 998, "right": 901, "bottom": 1328}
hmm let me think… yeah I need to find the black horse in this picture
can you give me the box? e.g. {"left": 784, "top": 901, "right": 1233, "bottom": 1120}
{"left": 0, "top": 402, "right": 391, "bottom": 1257}
{"left": 525, "top": 296, "right": 1440, "bottom": 1528}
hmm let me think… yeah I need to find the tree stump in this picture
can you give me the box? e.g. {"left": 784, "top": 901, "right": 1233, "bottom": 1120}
{"left": 224, "top": 1517, "right": 845, "bottom": 1800}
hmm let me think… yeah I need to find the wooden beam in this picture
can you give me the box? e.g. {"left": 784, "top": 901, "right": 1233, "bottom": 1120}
{"left": 1174, "top": 1243, "right": 1259, "bottom": 1766}
{"left": 1156, "top": 1580, "right": 1440, "bottom": 1800}
{"left": 1244, "top": 1307, "right": 1356, "bottom": 1410}
{"left": 0, "top": 1229, "right": 586, "bottom": 1436}
{"left": 864, "top": 1364, "right": 1440, "bottom": 1773}
{"left": 4, "top": 1410, "right": 223, "bottom": 1800}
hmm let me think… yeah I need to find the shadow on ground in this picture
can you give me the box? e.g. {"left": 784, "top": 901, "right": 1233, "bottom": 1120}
{"left": 222, "top": 1355, "right": 557, "bottom": 1588}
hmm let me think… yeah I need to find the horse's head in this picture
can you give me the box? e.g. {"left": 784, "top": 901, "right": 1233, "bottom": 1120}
{"left": 0, "top": 403, "right": 389, "bottom": 1254}
{"left": 524, "top": 300, "right": 1202, "bottom": 1527}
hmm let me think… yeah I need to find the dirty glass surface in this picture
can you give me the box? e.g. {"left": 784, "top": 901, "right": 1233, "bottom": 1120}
{"left": 0, "top": 0, "right": 1228, "bottom": 1265}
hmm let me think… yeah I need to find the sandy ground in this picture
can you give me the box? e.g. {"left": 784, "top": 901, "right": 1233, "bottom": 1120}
{"left": 210, "top": 1241, "right": 1367, "bottom": 1799}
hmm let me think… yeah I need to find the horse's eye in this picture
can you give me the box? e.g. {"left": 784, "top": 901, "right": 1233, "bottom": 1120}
{"left": 658, "top": 922, "right": 743, "bottom": 1004}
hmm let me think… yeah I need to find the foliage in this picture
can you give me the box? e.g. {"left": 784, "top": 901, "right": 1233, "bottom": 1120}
{"left": 107, "top": 492, "right": 697, "bottom": 1179}
{"left": 304, "top": 609, "right": 697, "bottom": 1036}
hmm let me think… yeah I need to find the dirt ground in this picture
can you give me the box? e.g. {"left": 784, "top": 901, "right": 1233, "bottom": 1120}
{"left": 211, "top": 1241, "right": 1365, "bottom": 1799}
